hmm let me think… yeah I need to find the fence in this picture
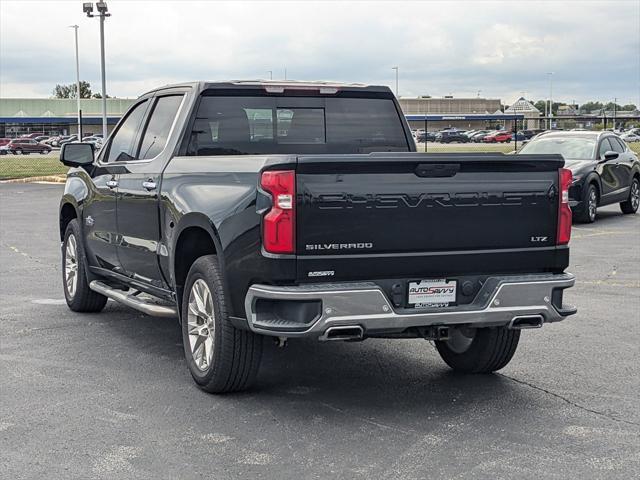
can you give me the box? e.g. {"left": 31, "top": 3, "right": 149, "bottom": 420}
{"left": 1, "top": 116, "right": 639, "bottom": 180}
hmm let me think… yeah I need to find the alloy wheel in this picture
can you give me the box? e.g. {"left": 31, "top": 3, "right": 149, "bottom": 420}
{"left": 631, "top": 180, "right": 639, "bottom": 211}
{"left": 64, "top": 234, "right": 78, "bottom": 298}
{"left": 588, "top": 188, "right": 598, "bottom": 221}
{"left": 187, "top": 279, "right": 216, "bottom": 371}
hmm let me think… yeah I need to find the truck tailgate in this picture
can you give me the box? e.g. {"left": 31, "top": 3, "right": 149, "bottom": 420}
{"left": 295, "top": 153, "right": 567, "bottom": 281}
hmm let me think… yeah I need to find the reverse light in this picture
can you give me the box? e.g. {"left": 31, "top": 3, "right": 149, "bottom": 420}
{"left": 260, "top": 170, "right": 295, "bottom": 254}
{"left": 557, "top": 168, "right": 572, "bottom": 245}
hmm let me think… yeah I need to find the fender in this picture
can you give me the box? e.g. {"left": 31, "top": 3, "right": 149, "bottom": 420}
{"left": 59, "top": 173, "right": 89, "bottom": 239}
{"left": 169, "top": 212, "right": 224, "bottom": 288}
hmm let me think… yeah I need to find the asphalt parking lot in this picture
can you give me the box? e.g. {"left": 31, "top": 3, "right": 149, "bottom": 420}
{"left": 1, "top": 183, "right": 639, "bottom": 479}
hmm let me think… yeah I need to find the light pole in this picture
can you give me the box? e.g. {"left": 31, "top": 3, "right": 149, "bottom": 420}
{"left": 392, "top": 66, "right": 399, "bottom": 97}
{"left": 268, "top": 70, "right": 273, "bottom": 80}
{"left": 69, "top": 25, "right": 82, "bottom": 139}
{"left": 613, "top": 97, "right": 617, "bottom": 130}
{"left": 84, "top": 2, "right": 110, "bottom": 140}
{"left": 547, "top": 72, "right": 554, "bottom": 130}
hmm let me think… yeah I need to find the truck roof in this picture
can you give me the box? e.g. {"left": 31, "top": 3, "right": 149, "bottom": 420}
{"left": 142, "top": 80, "right": 392, "bottom": 96}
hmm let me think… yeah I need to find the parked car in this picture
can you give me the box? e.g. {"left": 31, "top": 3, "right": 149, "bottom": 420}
{"left": 6, "top": 138, "right": 51, "bottom": 155}
{"left": 483, "top": 131, "right": 512, "bottom": 143}
{"left": 518, "top": 131, "right": 639, "bottom": 222}
{"left": 20, "top": 133, "right": 45, "bottom": 139}
{"left": 79, "top": 137, "right": 103, "bottom": 150}
{"left": 620, "top": 132, "right": 640, "bottom": 143}
{"left": 435, "top": 130, "right": 469, "bottom": 143}
{"left": 469, "top": 130, "right": 491, "bottom": 142}
{"left": 0, "top": 138, "right": 11, "bottom": 155}
{"left": 58, "top": 135, "right": 79, "bottom": 148}
{"left": 512, "top": 131, "right": 526, "bottom": 141}
{"left": 34, "top": 135, "right": 50, "bottom": 143}
{"left": 416, "top": 130, "right": 436, "bottom": 142}
{"left": 49, "top": 135, "right": 74, "bottom": 147}
{"left": 58, "top": 80, "right": 576, "bottom": 393}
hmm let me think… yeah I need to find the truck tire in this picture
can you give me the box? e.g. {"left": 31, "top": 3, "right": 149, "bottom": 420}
{"left": 181, "top": 255, "right": 263, "bottom": 393}
{"left": 62, "top": 219, "right": 108, "bottom": 312}
{"left": 620, "top": 177, "right": 639, "bottom": 214}
{"left": 435, "top": 327, "right": 520, "bottom": 373}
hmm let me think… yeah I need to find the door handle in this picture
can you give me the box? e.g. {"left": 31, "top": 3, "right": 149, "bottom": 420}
{"left": 106, "top": 179, "right": 118, "bottom": 189}
{"left": 142, "top": 180, "right": 157, "bottom": 191}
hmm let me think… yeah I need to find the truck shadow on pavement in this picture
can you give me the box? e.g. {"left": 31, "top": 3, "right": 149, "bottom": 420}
{"left": 94, "top": 302, "right": 554, "bottom": 430}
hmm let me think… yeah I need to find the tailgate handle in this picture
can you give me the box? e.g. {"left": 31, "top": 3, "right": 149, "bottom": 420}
{"left": 415, "top": 163, "right": 460, "bottom": 178}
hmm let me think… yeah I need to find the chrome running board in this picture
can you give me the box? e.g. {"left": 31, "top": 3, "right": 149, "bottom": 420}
{"left": 89, "top": 281, "right": 177, "bottom": 318}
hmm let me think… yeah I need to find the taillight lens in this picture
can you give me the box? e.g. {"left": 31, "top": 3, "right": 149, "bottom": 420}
{"left": 260, "top": 170, "right": 295, "bottom": 254}
{"left": 557, "top": 168, "right": 572, "bottom": 245}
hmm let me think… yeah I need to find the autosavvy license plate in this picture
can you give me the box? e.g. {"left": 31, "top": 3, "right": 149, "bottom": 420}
{"left": 408, "top": 279, "right": 457, "bottom": 307}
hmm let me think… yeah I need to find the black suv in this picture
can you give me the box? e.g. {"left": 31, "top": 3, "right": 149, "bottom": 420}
{"left": 435, "top": 131, "right": 469, "bottom": 143}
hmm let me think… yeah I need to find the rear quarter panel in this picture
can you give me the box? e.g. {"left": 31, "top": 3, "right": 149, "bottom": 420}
{"left": 159, "top": 155, "right": 297, "bottom": 317}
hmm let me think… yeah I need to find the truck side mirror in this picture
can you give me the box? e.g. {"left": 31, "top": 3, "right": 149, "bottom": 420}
{"left": 60, "top": 142, "right": 94, "bottom": 167}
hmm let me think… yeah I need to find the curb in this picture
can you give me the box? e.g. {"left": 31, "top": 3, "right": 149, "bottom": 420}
{"left": 0, "top": 175, "right": 67, "bottom": 184}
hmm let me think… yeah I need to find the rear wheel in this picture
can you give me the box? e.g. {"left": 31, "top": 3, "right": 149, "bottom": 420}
{"left": 41, "top": 148, "right": 50, "bottom": 154}
{"left": 620, "top": 177, "right": 639, "bottom": 214}
{"left": 13, "top": 148, "right": 22, "bottom": 155}
{"left": 62, "top": 219, "right": 108, "bottom": 312}
{"left": 435, "top": 327, "right": 520, "bottom": 373}
{"left": 182, "top": 255, "right": 263, "bottom": 393}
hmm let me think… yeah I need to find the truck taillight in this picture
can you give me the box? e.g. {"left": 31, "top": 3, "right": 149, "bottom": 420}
{"left": 260, "top": 170, "right": 295, "bottom": 254}
{"left": 557, "top": 168, "right": 572, "bottom": 245}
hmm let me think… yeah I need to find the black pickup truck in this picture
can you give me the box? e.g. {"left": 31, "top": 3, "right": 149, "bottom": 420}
{"left": 59, "top": 81, "right": 576, "bottom": 393}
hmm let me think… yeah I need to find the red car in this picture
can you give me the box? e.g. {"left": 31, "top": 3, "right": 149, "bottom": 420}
{"left": 5, "top": 138, "right": 51, "bottom": 155}
{"left": 0, "top": 138, "right": 11, "bottom": 147}
{"left": 483, "top": 131, "right": 512, "bottom": 143}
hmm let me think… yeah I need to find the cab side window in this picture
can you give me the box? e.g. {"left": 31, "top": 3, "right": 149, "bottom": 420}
{"left": 106, "top": 100, "right": 148, "bottom": 163}
{"left": 138, "top": 95, "right": 183, "bottom": 160}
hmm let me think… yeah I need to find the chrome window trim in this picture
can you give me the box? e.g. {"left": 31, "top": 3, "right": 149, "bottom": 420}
{"left": 96, "top": 93, "right": 187, "bottom": 167}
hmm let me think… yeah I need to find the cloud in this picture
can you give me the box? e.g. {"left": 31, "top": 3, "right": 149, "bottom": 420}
{"left": 1, "top": 0, "right": 638, "bottom": 105}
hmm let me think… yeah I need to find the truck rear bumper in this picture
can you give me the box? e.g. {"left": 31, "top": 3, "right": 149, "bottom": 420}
{"left": 244, "top": 273, "right": 576, "bottom": 339}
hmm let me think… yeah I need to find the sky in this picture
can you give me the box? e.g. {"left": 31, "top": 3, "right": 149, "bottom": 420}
{"left": 1, "top": 0, "right": 639, "bottom": 106}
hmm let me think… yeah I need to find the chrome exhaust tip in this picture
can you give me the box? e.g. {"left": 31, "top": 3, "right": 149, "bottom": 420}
{"left": 319, "top": 325, "right": 364, "bottom": 342}
{"left": 508, "top": 314, "right": 544, "bottom": 330}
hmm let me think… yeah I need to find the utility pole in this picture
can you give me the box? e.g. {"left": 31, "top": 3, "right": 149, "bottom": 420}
{"left": 547, "top": 72, "right": 554, "bottom": 130}
{"left": 613, "top": 97, "right": 617, "bottom": 130}
{"left": 268, "top": 70, "right": 273, "bottom": 80}
{"left": 392, "top": 66, "right": 399, "bottom": 97}
{"left": 69, "top": 25, "right": 82, "bottom": 139}
{"left": 284, "top": 68, "right": 287, "bottom": 80}
{"left": 84, "top": 2, "right": 111, "bottom": 139}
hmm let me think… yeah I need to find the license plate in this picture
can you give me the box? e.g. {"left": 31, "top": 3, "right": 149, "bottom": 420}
{"left": 408, "top": 279, "right": 457, "bottom": 307}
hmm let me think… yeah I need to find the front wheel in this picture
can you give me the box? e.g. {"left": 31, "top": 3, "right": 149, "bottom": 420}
{"left": 182, "top": 255, "right": 263, "bottom": 393}
{"left": 13, "top": 148, "right": 22, "bottom": 155}
{"left": 62, "top": 219, "right": 108, "bottom": 312}
{"left": 435, "top": 327, "right": 520, "bottom": 373}
{"left": 576, "top": 184, "right": 598, "bottom": 223}
{"left": 620, "top": 177, "right": 639, "bottom": 214}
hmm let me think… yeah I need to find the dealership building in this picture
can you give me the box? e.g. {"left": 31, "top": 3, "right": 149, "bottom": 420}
{"left": 0, "top": 98, "right": 134, "bottom": 137}
{"left": 1, "top": 95, "right": 543, "bottom": 138}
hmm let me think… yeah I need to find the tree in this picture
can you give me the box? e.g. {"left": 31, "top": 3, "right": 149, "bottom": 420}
{"left": 534, "top": 100, "right": 547, "bottom": 113}
{"left": 91, "top": 92, "right": 111, "bottom": 99}
{"left": 622, "top": 104, "right": 637, "bottom": 111}
{"left": 578, "top": 101, "right": 604, "bottom": 114}
{"left": 53, "top": 81, "right": 93, "bottom": 99}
